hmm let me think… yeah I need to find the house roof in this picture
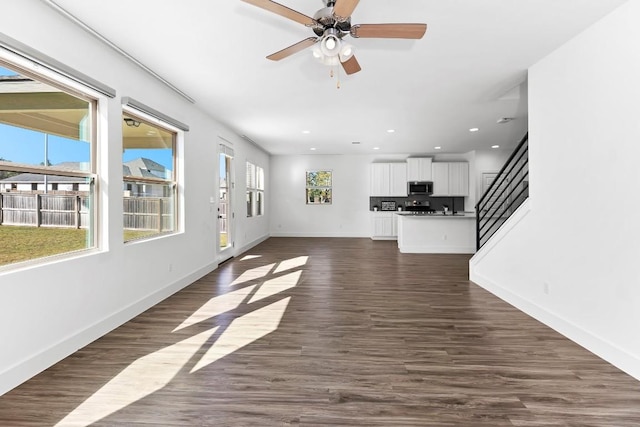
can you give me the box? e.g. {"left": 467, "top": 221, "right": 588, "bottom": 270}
{"left": 123, "top": 158, "right": 170, "bottom": 179}
{"left": 1, "top": 158, "right": 170, "bottom": 183}
{"left": 0, "top": 161, "right": 88, "bottom": 183}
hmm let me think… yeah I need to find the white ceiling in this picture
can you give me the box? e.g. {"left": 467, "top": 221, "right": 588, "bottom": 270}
{"left": 50, "top": 0, "right": 627, "bottom": 156}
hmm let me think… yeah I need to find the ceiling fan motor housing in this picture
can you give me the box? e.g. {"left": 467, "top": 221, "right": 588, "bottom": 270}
{"left": 313, "top": 6, "right": 351, "bottom": 37}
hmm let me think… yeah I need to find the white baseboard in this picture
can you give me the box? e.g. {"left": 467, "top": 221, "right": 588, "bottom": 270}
{"left": 269, "top": 231, "right": 370, "bottom": 238}
{"left": 0, "top": 262, "right": 217, "bottom": 396}
{"left": 470, "top": 270, "right": 640, "bottom": 381}
{"left": 399, "top": 245, "right": 475, "bottom": 254}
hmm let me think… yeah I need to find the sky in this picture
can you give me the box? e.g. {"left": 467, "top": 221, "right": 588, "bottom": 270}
{"left": 0, "top": 66, "right": 172, "bottom": 171}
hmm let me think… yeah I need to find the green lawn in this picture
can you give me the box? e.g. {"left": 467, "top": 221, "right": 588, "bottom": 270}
{"left": 0, "top": 225, "right": 88, "bottom": 266}
{"left": 123, "top": 229, "right": 161, "bottom": 242}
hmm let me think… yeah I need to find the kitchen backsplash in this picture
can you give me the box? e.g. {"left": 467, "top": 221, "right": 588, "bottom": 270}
{"left": 369, "top": 196, "right": 466, "bottom": 212}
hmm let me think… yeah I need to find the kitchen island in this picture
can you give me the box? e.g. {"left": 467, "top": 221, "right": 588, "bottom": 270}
{"left": 396, "top": 212, "right": 476, "bottom": 254}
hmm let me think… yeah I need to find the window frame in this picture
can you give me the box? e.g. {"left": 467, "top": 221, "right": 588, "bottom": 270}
{"left": 121, "top": 107, "right": 180, "bottom": 243}
{"left": 0, "top": 56, "right": 100, "bottom": 268}
{"left": 305, "top": 170, "right": 332, "bottom": 205}
{"left": 256, "top": 165, "right": 264, "bottom": 217}
{"left": 246, "top": 161, "right": 264, "bottom": 217}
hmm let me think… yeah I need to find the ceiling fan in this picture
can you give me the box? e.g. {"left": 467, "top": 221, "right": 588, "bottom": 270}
{"left": 241, "top": 0, "right": 427, "bottom": 75}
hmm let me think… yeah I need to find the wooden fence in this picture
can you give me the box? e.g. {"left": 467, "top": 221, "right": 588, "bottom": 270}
{"left": 0, "top": 193, "right": 90, "bottom": 228}
{"left": 0, "top": 193, "right": 173, "bottom": 231}
{"left": 123, "top": 196, "right": 174, "bottom": 232}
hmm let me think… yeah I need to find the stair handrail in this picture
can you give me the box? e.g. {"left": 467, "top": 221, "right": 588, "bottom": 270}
{"left": 475, "top": 132, "right": 529, "bottom": 250}
{"left": 476, "top": 132, "right": 528, "bottom": 209}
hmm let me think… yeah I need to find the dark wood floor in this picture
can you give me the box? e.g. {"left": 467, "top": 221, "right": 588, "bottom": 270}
{"left": 2, "top": 237, "right": 640, "bottom": 426}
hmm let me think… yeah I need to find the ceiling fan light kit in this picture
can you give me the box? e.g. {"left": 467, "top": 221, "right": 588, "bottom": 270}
{"left": 241, "top": 0, "right": 427, "bottom": 80}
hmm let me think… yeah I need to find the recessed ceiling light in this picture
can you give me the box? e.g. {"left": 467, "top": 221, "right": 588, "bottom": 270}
{"left": 302, "top": 130, "right": 311, "bottom": 134}
{"left": 469, "top": 128, "right": 479, "bottom": 132}
{"left": 373, "top": 147, "right": 380, "bottom": 150}
{"left": 434, "top": 146, "right": 442, "bottom": 150}
{"left": 310, "top": 147, "right": 316, "bottom": 151}
{"left": 491, "top": 145, "right": 500, "bottom": 149}
{"left": 386, "top": 129, "right": 395, "bottom": 133}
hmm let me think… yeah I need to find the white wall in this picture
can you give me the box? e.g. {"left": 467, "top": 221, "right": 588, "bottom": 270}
{"left": 472, "top": 149, "right": 514, "bottom": 205}
{"left": 270, "top": 154, "right": 382, "bottom": 237}
{"left": 470, "top": 0, "right": 640, "bottom": 380}
{"left": 0, "top": 0, "right": 269, "bottom": 395}
{"left": 230, "top": 139, "right": 271, "bottom": 253}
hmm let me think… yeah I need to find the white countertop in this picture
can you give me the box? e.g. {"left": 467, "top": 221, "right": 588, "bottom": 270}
{"left": 396, "top": 212, "right": 476, "bottom": 219}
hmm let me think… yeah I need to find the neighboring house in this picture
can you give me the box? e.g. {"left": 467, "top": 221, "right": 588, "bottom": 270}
{"left": 123, "top": 158, "right": 172, "bottom": 197}
{"left": 1, "top": 158, "right": 171, "bottom": 197}
{"left": 0, "top": 162, "right": 90, "bottom": 193}
{"left": 123, "top": 157, "right": 170, "bottom": 180}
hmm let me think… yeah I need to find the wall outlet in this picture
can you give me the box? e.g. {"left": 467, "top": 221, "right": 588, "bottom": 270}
{"left": 543, "top": 282, "right": 549, "bottom": 295}
{"left": 442, "top": 234, "right": 447, "bottom": 240}
{"left": 168, "top": 263, "right": 173, "bottom": 272}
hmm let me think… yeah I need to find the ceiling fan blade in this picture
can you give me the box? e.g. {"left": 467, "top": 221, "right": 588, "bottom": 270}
{"left": 241, "top": 0, "right": 316, "bottom": 26}
{"left": 341, "top": 56, "right": 361, "bottom": 75}
{"left": 267, "top": 37, "right": 318, "bottom": 61}
{"left": 333, "top": 0, "right": 360, "bottom": 21}
{"left": 351, "top": 23, "right": 427, "bottom": 39}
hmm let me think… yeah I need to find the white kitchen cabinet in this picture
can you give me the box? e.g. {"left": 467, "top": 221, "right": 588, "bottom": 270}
{"left": 371, "top": 163, "right": 390, "bottom": 196}
{"left": 406, "top": 157, "right": 433, "bottom": 181}
{"left": 370, "top": 163, "right": 407, "bottom": 196}
{"left": 431, "top": 163, "right": 450, "bottom": 196}
{"left": 371, "top": 212, "right": 398, "bottom": 240}
{"left": 448, "top": 162, "right": 469, "bottom": 196}
{"left": 431, "top": 162, "right": 469, "bottom": 196}
{"left": 390, "top": 163, "right": 408, "bottom": 196}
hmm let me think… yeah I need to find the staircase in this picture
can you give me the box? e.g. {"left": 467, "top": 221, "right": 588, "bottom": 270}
{"left": 476, "top": 133, "right": 529, "bottom": 250}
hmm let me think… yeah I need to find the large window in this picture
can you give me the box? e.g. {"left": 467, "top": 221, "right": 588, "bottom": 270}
{"left": 0, "top": 62, "right": 97, "bottom": 267}
{"left": 122, "top": 111, "right": 177, "bottom": 242}
{"left": 246, "top": 161, "right": 264, "bottom": 217}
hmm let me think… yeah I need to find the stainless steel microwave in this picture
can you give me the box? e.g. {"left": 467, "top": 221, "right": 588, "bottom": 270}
{"left": 407, "top": 181, "right": 433, "bottom": 195}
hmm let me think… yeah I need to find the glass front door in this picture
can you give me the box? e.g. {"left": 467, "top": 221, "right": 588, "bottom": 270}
{"left": 218, "top": 150, "right": 233, "bottom": 259}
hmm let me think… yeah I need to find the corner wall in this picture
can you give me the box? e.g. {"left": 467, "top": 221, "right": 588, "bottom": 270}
{"left": 470, "top": 0, "right": 640, "bottom": 380}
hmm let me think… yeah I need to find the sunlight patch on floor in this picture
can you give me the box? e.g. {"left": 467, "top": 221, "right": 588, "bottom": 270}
{"left": 230, "top": 263, "right": 275, "bottom": 286}
{"left": 190, "top": 297, "right": 291, "bottom": 373}
{"left": 55, "top": 327, "right": 217, "bottom": 426}
{"left": 58, "top": 256, "right": 306, "bottom": 424}
{"left": 172, "top": 285, "right": 257, "bottom": 332}
{"left": 273, "top": 256, "right": 308, "bottom": 274}
{"left": 240, "top": 254, "right": 262, "bottom": 260}
{"left": 249, "top": 271, "right": 302, "bottom": 304}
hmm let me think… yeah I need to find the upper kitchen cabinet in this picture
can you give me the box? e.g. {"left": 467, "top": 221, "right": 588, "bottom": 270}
{"left": 431, "top": 162, "right": 469, "bottom": 196}
{"left": 406, "top": 157, "right": 433, "bottom": 181}
{"left": 371, "top": 163, "right": 407, "bottom": 196}
{"left": 449, "top": 162, "right": 469, "bottom": 196}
